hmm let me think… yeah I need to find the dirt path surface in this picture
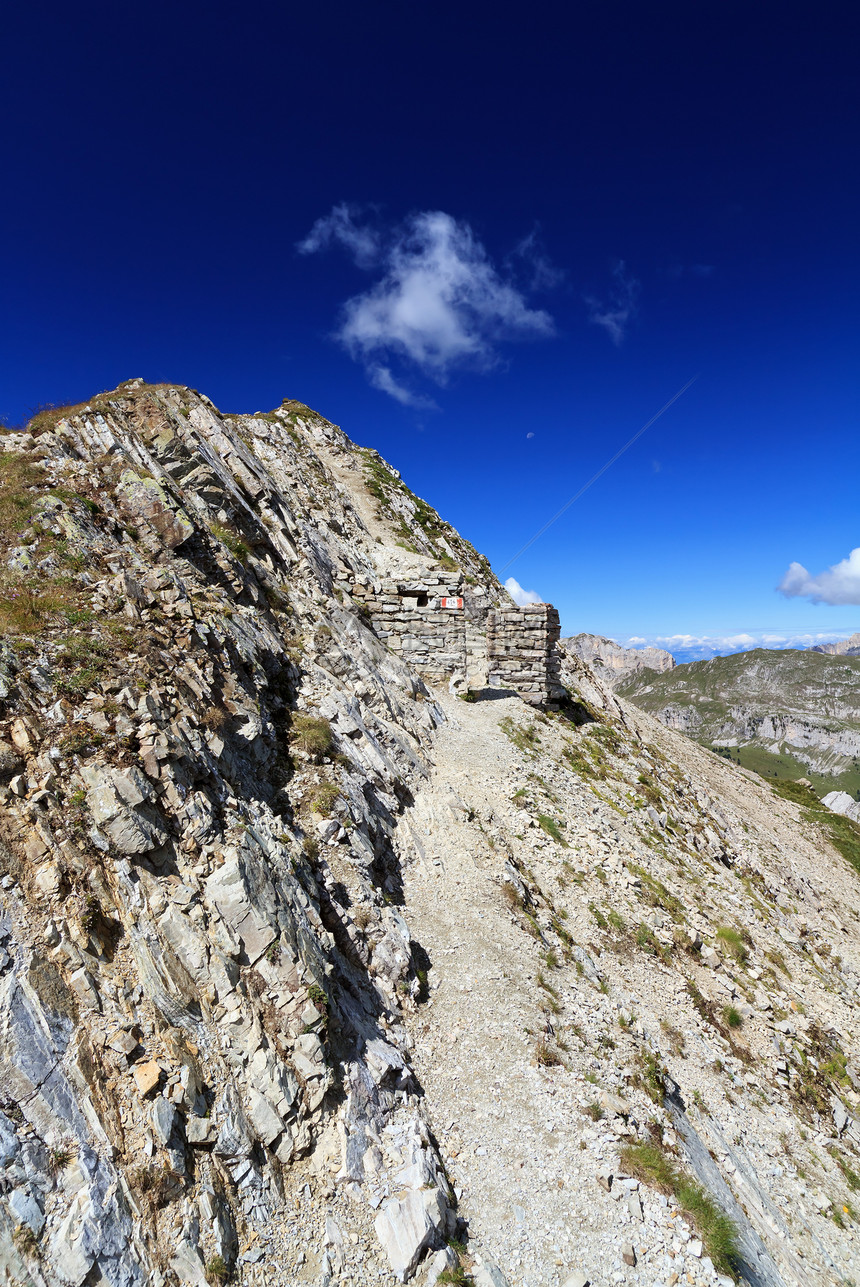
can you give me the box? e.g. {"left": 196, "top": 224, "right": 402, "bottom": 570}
{"left": 401, "top": 693, "right": 736, "bottom": 1287}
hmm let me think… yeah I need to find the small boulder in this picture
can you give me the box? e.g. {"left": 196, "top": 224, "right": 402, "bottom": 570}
{"left": 132, "top": 1061, "right": 162, "bottom": 1097}
{"left": 420, "top": 1246, "right": 457, "bottom": 1287}
{"left": 9, "top": 1187, "right": 45, "bottom": 1235}
{"left": 374, "top": 1189, "right": 439, "bottom": 1280}
{"left": 832, "top": 1095, "right": 850, "bottom": 1135}
{"left": 151, "top": 1096, "right": 176, "bottom": 1145}
{"left": 246, "top": 1089, "right": 284, "bottom": 1147}
{"left": 473, "top": 1263, "right": 512, "bottom": 1287}
{"left": 185, "top": 1116, "right": 216, "bottom": 1146}
{"left": 0, "top": 740, "right": 23, "bottom": 781}
{"left": 599, "top": 1090, "right": 630, "bottom": 1118}
{"left": 68, "top": 968, "right": 99, "bottom": 1009}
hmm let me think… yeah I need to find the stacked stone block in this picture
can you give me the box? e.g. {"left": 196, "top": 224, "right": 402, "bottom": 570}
{"left": 486, "top": 603, "right": 564, "bottom": 707}
{"left": 342, "top": 570, "right": 565, "bottom": 704}
{"left": 348, "top": 573, "right": 468, "bottom": 683}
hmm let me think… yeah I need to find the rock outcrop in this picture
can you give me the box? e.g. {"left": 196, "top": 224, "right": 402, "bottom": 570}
{"left": 823, "top": 791, "right": 860, "bottom": 825}
{"left": 1, "top": 382, "right": 860, "bottom": 1287}
{"left": 562, "top": 634, "right": 676, "bottom": 687}
{"left": 811, "top": 632, "right": 860, "bottom": 656}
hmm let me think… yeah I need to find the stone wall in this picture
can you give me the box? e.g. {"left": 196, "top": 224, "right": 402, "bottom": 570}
{"left": 346, "top": 572, "right": 563, "bottom": 704}
{"left": 349, "top": 573, "right": 468, "bottom": 684}
{"left": 487, "top": 603, "right": 564, "bottom": 707}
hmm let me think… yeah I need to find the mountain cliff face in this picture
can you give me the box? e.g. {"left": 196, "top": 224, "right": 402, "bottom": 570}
{"left": 2, "top": 383, "right": 860, "bottom": 1287}
{"left": 812, "top": 634, "right": 860, "bottom": 657}
{"left": 562, "top": 635, "right": 676, "bottom": 688}
{"left": 619, "top": 649, "right": 860, "bottom": 797}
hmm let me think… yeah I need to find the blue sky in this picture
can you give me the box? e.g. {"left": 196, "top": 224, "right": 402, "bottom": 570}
{"left": 2, "top": 2, "right": 858, "bottom": 658}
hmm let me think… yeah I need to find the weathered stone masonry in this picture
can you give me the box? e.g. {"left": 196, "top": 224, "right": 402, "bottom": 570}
{"left": 345, "top": 570, "right": 565, "bottom": 707}
{"left": 348, "top": 572, "right": 469, "bottom": 684}
{"left": 487, "top": 603, "right": 564, "bottom": 707}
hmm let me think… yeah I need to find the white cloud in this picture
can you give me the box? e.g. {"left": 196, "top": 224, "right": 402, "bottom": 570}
{"left": 367, "top": 365, "right": 438, "bottom": 410}
{"left": 586, "top": 260, "right": 640, "bottom": 345}
{"left": 611, "top": 629, "right": 860, "bottom": 663}
{"left": 296, "top": 203, "right": 381, "bottom": 269}
{"left": 778, "top": 548, "right": 860, "bottom": 606}
{"left": 299, "top": 207, "right": 554, "bottom": 402}
{"left": 649, "top": 633, "right": 758, "bottom": 649}
{"left": 505, "top": 576, "right": 542, "bottom": 606}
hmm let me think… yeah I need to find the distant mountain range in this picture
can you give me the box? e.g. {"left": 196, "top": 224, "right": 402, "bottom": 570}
{"left": 561, "top": 633, "right": 675, "bottom": 686}
{"left": 811, "top": 631, "right": 860, "bottom": 656}
{"left": 616, "top": 646, "right": 860, "bottom": 798}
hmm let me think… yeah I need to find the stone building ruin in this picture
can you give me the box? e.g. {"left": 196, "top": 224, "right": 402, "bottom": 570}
{"left": 342, "top": 569, "right": 566, "bottom": 707}
{"left": 486, "top": 602, "right": 564, "bottom": 707}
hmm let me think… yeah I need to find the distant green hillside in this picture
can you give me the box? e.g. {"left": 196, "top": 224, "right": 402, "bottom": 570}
{"left": 618, "top": 647, "right": 860, "bottom": 798}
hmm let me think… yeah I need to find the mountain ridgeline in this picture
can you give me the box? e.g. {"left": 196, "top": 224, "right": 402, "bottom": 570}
{"left": 618, "top": 647, "right": 860, "bottom": 798}
{"left": 562, "top": 633, "right": 676, "bottom": 687}
{"left": 1, "top": 382, "right": 860, "bottom": 1287}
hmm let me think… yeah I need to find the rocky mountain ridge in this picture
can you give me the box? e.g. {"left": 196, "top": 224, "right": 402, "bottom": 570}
{"left": 1, "top": 382, "right": 860, "bottom": 1287}
{"left": 618, "top": 649, "right": 860, "bottom": 798}
{"left": 812, "top": 634, "right": 860, "bottom": 657}
{"left": 562, "top": 636, "right": 676, "bottom": 688}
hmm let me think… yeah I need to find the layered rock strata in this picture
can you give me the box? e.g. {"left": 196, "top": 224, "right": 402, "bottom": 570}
{"left": 1, "top": 382, "right": 860, "bottom": 1287}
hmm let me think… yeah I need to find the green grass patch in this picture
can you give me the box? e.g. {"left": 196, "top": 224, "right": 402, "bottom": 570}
{"left": 629, "top": 864, "right": 685, "bottom": 920}
{"left": 770, "top": 777, "right": 821, "bottom": 807}
{"left": 588, "top": 902, "right": 608, "bottom": 930}
{"left": 823, "top": 811, "right": 860, "bottom": 877}
{"left": 635, "top": 922, "right": 662, "bottom": 955}
{"left": 828, "top": 1147, "right": 860, "bottom": 1192}
{"left": 437, "top": 1270, "right": 473, "bottom": 1287}
{"left": 562, "top": 739, "right": 607, "bottom": 780}
{"left": 538, "top": 814, "right": 567, "bottom": 845}
{"left": 208, "top": 522, "right": 250, "bottom": 563}
{"left": 715, "top": 925, "right": 749, "bottom": 964}
{"left": 768, "top": 778, "right": 860, "bottom": 879}
{"left": 292, "top": 714, "right": 333, "bottom": 759}
{"left": 637, "top": 772, "right": 663, "bottom": 806}
{"left": 732, "top": 741, "right": 860, "bottom": 800}
{"left": 311, "top": 783, "right": 341, "bottom": 816}
{"left": 0, "top": 575, "right": 84, "bottom": 635}
{"left": 620, "top": 1142, "right": 740, "bottom": 1276}
{"left": 500, "top": 717, "right": 541, "bottom": 754}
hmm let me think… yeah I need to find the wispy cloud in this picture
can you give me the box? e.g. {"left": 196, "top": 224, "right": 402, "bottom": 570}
{"left": 298, "top": 207, "right": 555, "bottom": 404}
{"left": 643, "top": 633, "right": 758, "bottom": 651}
{"left": 586, "top": 260, "right": 640, "bottom": 345}
{"left": 778, "top": 548, "right": 860, "bottom": 606}
{"left": 505, "top": 576, "right": 542, "bottom": 606}
{"left": 367, "top": 365, "right": 438, "bottom": 411}
{"left": 510, "top": 227, "right": 565, "bottom": 291}
{"left": 297, "top": 202, "right": 381, "bottom": 270}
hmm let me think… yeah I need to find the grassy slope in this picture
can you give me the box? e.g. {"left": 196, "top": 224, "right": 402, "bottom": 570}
{"left": 619, "top": 648, "right": 860, "bottom": 798}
